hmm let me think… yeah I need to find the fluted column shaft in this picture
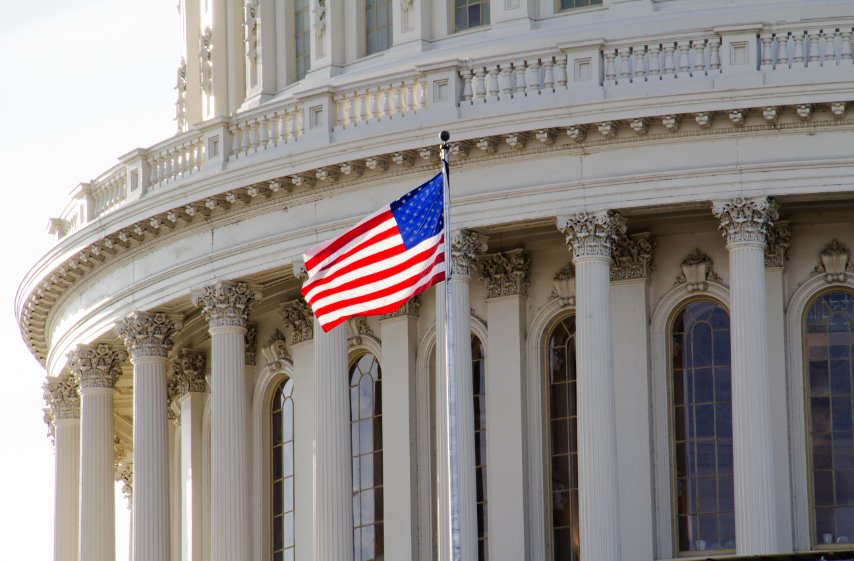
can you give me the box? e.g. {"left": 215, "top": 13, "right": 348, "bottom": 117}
{"left": 313, "top": 320, "right": 354, "bottom": 561}
{"left": 117, "top": 312, "right": 182, "bottom": 561}
{"left": 192, "top": 282, "right": 261, "bottom": 561}
{"left": 132, "top": 355, "right": 171, "bottom": 561}
{"left": 558, "top": 212, "right": 624, "bottom": 561}
{"left": 435, "top": 230, "right": 485, "bottom": 561}
{"left": 73, "top": 344, "right": 125, "bottom": 561}
{"left": 714, "top": 197, "right": 778, "bottom": 555}
{"left": 79, "top": 386, "right": 117, "bottom": 561}
{"left": 210, "top": 323, "right": 251, "bottom": 561}
{"left": 54, "top": 417, "right": 80, "bottom": 561}
{"left": 575, "top": 254, "right": 622, "bottom": 561}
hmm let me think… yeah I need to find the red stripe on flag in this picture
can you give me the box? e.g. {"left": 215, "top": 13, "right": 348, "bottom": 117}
{"left": 304, "top": 209, "right": 393, "bottom": 272}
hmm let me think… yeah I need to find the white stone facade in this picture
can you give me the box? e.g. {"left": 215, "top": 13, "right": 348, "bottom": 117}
{"left": 17, "top": 1, "right": 854, "bottom": 560}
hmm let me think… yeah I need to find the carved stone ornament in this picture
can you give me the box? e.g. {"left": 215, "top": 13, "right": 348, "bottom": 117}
{"left": 611, "top": 232, "right": 655, "bottom": 281}
{"left": 171, "top": 349, "right": 207, "bottom": 397}
{"left": 262, "top": 329, "right": 292, "bottom": 371}
{"left": 764, "top": 220, "right": 791, "bottom": 268}
{"left": 69, "top": 344, "right": 128, "bottom": 389}
{"left": 199, "top": 27, "right": 213, "bottom": 97}
{"left": 675, "top": 249, "right": 723, "bottom": 292}
{"left": 43, "top": 375, "right": 81, "bottom": 422}
{"left": 114, "top": 436, "right": 133, "bottom": 507}
{"left": 557, "top": 210, "right": 626, "bottom": 259}
{"left": 313, "top": 0, "right": 326, "bottom": 41}
{"left": 293, "top": 260, "right": 308, "bottom": 282}
{"left": 712, "top": 196, "right": 778, "bottom": 245}
{"left": 552, "top": 262, "right": 576, "bottom": 307}
{"left": 245, "top": 0, "right": 260, "bottom": 67}
{"left": 477, "top": 249, "right": 531, "bottom": 298}
{"left": 192, "top": 281, "right": 262, "bottom": 329}
{"left": 814, "top": 239, "right": 854, "bottom": 283}
{"left": 348, "top": 317, "right": 376, "bottom": 347}
{"left": 380, "top": 295, "right": 421, "bottom": 320}
{"left": 281, "top": 298, "right": 314, "bottom": 344}
{"left": 245, "top": 323, "right": 258, "bottom": 366}
{"left": 116, "top": 311, "right": 182, "bottom": 359}
{"left": 451, "top": 230, "right": 488, "bottom": 277}
{"left": 166, "top": 376, "right": 181, "bottom": 420}
{"left": 175, "top": 57, "right": 188, "bottom": 132}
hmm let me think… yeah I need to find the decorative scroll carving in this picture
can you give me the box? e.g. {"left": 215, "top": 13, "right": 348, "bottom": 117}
{"left": 43, "top": 375, "right": 81, "bottom": 422}
{"left": 245, "top": 0, "right": 260, "bottom": 69}
{"left": 199, "top": 27, "right": 213, "bottom": 97}
{"left": 171, "top": 349, "right": 207, "bottom": 397}
{"left": 814, "top": 239, "right": 854, "bottom": 282}
{"left": 380, "top": 295, "right": 421, "bottom": 320}
{"left": 281, "top": 298, "right": 314, "bottom": 344}
{"left": 477, "top": 249, "right": 531, "bottom": 298}
{"left": 611, "top": 232, "right": 654, "bottom": 281}
{"left": 557, "top": 210, "right": 626, "bottom": 259}
{"left": 245, "top": 323, "right": 257, "bottom": 366}
{"left": 175, "top": 57, "right": 187, "bottom": 132}
{"left": 675, "top": 249, "right": 722, "bottom": 292}
{"left": 116, "top": 312, "right": 182, "bottom": 359}
{"left": 712, "top": 196, "right": 778, "bottom": 245}
{"left": 166, "top": 376, "right": 180, "bottom": 420}
{"left": 552, "top": 262, "right": 576, "bottom": 307}
{"left": 192, "top": 281, "right": 261, "bottom": 329}
{"left": 451, "top": 230, "right": 488, "bottom": 277}
{"left": 69, "top": 344, "right": 127, "bottom": 389}
{"left": 114, "top": 436, "right": 133, "bottom": 507}
{"left": 313, "top": 0, "right": 326, "bottom": 46}
{"left": 764, "top": 220, "right": 791, "bottom": 268}
{"left": 348, "top": 317, "right": 376, "bottom": 347}
{"left": 262, "top": 329, "right": 291, "bottom": 371}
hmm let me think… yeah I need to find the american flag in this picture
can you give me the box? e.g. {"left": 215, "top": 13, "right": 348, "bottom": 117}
{"left": 301, "top": 172, "right": 446, "bottom": 332}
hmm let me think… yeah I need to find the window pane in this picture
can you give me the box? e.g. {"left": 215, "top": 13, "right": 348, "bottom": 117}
{"left": 271, "top": 378, "right": 295, "bottom": 559}
{"left": 365, "top": 0, "right": 392, "bottom": 55}
{"left": 454, "top": 0, "right": 490, "bottom": 32}
{"left": 350, "top": 354, "right": 384, "bottom": 560}
{"left": 806, "top": 290, "right": 854, "bottom": 546}
{"left": 672, "top": 300, "right": 733, "bottom": 553}
{"left": 547, "top": 316, "right": 579, "bottom": 561}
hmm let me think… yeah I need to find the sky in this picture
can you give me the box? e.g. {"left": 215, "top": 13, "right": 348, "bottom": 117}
{"left": 0, "top": 1, "right": 181, "bottom": 558}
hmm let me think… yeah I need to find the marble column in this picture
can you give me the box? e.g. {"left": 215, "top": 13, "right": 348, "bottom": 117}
{"left": 379, "top": 298, "right": 421, "bottom": 561}
{"left": 557, "top": 211, "right": 625, "bottom": 561}
{"left": 713, "top": 197, "right": 779, "bottom": 555}
{"left": 44, "top": 375, "right": 81, "bottom": 561}
{"left": 117, "top": 312, "right": 182, "bottom": 561}
{"left": 72, "top": 343, "right": 127, "bottom": 561}
{"left": 172, "top": 350, "right": 207, "bottom": 561}
{"left": 435, "top": 229, "right": 487, "bottom": 561}
{"left": 192, "top": 281, "right": 261, "bottom": 561}
{"left": 313, "top": 316, "right": 353, "bottom": 561}
{"left": 477, "top": 249, "right": 531, "bottom": 561}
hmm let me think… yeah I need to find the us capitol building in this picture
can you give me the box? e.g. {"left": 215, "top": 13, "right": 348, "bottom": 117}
{"left": 17, "top": 1, "right": 854, "bottom": 560}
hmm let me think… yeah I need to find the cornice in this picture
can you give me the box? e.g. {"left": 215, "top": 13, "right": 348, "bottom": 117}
{"left": 17, "top": 102, "right": 854, "bottom": 366}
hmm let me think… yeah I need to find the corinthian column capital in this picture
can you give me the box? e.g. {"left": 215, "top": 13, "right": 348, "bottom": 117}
{"left": 451, "top": 230, "right": 488, "bottom": 278}
{"left": 116, "top": 311, "right": 183, "bottom": 359}
{"left": 192, "top": 281, "right": 262, "bottom": 329}
{"left": 170, "top": 349, "right": 207, "bottom": 397}
{"left": 477, "top": 248, "right": 531, "bottom": 298}
{"left": 43, "top": 375, "right": 81, "bottom": 421}
{"left": 69, "top": 344, "right": 127, "bottom": 389}
{"left": 557, "top": 210, "right": 626, "bottom": 260}
{"left": 712, "top": 196, "right": 778, "bottom": 246}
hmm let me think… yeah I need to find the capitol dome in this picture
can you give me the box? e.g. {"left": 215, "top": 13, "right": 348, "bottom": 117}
{"left": 18, "top": 1, "right": 854, "bottom": 561}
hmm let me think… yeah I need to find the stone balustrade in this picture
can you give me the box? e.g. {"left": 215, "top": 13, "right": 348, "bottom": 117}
{"left": 47, "top": 22, "right": 854, "bottom": 239}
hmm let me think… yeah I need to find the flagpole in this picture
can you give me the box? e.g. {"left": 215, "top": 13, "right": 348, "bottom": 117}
{"left": 439, "top": 130, "right": 462, "bottom": 561}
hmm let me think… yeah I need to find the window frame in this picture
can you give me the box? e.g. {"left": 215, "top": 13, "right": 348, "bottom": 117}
{"left": 666, "top": 297, "right": 735, "bottom": 557}
{"left": 364, "top": 0, "right": 393, "bottom": 56}
{"left": 270, "top": 377, "right": 296, "bottom": 561}
{"left": 451, "top": 0, "right": 490, "bottom": 34}
{"left": 554, "top": 0, "right": 604, "bottom": 14}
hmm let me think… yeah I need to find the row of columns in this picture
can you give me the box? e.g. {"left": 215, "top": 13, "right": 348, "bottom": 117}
{"left": 43, "top": 195, "right": 780, "bottom": 561}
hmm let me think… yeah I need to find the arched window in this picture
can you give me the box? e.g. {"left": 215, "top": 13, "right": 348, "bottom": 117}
{"left": 350, "top": 353, "right": 383, "bottom": 561}
{"left": 472, "top": 336, "right": 488, "bottom": 561}
{"left": 671, "top": 299, "right": 734, "bottom": 553}
{"left": 365, "top": 0, "right": 392, "bottom": 55}
{"left": 271, "top": 378, "right": 295, "bottom": 561}
{"left": 546, "top": 315, "right": 579, "bottom": 561}
{"left": 805, "top": 289, "right": 854, "bottom": 546}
